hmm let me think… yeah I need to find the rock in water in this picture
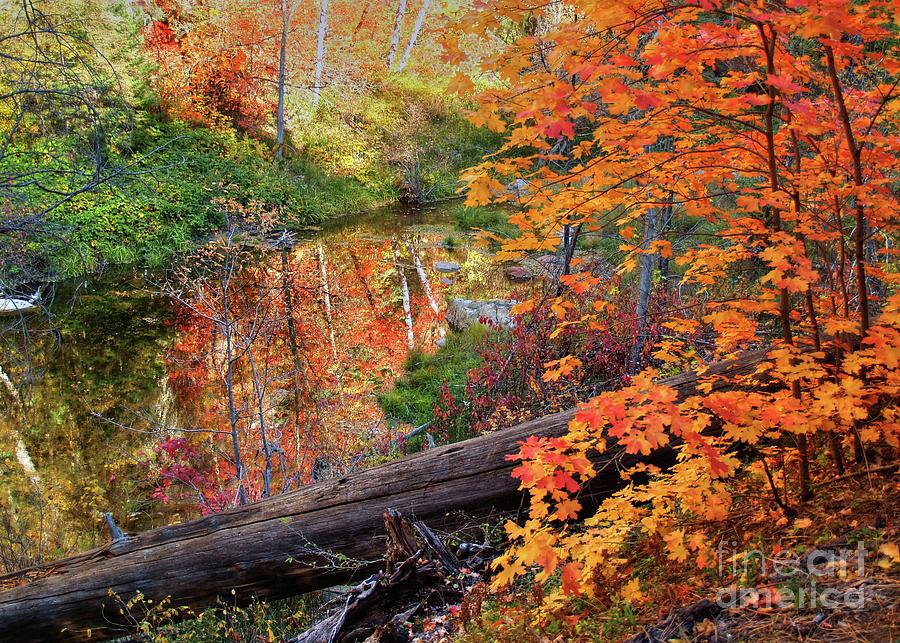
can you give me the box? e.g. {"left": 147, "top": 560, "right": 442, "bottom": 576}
{"left": 446, "top": 298, "right": 516, "bottom": 331}
{"left": 0, "top": 298, "right": 39, "bottom": 316}
{"left": 434, "top": 261, "right": 462, "bottom": 274}
{"left": 505, "top": 265, "right": 532, "bottom": 281}
{"left": 506, "top": 178, "right": 530, "bottom": 201}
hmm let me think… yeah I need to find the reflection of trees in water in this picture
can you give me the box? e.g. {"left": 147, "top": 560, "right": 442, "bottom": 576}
{"left": 0, "top": 278, "right": 176, "bottom": 571}
{"left": 163, "top": 228, "right": 450, "bottom": 511}
{"left": 0, "top": 211, "right": 510, "bottom": 569}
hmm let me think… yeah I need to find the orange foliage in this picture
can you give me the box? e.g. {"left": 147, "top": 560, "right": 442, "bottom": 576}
{"left": 450, "top": 0, "right": 899, "bottom": 608}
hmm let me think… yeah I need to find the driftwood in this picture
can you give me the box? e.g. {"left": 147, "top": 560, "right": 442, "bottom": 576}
{"left": 0, "top": 349, "right": 772, "bottom": 641}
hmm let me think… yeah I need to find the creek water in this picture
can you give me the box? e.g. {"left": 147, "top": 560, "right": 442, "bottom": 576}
{"left": 0, "top": 203, "right": 517, "bottom": 568}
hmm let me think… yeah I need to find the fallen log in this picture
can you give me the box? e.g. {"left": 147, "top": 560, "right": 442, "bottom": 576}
{"left": 0, "top": 349, "right": 771, "bottom": 641}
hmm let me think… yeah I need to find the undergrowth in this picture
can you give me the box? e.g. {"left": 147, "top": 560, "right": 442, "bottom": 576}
{"left": 9, "top": 76, "right": 499, "bottom": 279}
{"left": 455, "top": 467, "right": 898, "bottom": 642}
{"left": 378, "top": 324, "right": 490, "bottom": 439}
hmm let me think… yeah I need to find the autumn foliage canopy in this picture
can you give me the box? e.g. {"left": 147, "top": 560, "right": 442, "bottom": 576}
{"left": 450, "top": 0, "right": 899, "bottom": 605}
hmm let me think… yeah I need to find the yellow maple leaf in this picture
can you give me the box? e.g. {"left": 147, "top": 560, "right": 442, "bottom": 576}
{"left": 619, "top": 578, "right": 644, "bottom": 603}
{"left": 510, "top": 299, "right": 535, "bottom": 316}
{"left": 879, "top": 542, "right": 900, "bottom": 563}
{"left": 664, "top": 528, "right": 689, "bottom": 562}
{"left": 447, "top": 71, "right": 475, "bottom": 96}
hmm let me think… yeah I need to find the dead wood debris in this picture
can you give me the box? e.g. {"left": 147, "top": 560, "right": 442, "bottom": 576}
{"left": 289, "top": 509, "right": 495, "bottom": 643}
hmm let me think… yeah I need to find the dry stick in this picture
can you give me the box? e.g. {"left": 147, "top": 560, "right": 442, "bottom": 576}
{"left": 762, "top": 455, "right": 797, "bottom": 519}
{"left": 813, "top": 462, "right": 898, "bottom": 490}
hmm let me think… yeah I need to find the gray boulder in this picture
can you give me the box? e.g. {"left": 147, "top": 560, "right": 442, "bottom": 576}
{"left": 434, "top": 261, "right": 462, "bottom": 274}
{"left": 446, "top": 298, "right": 516, "bottom": 331}
{"left": 505, "top": 265, "right": 532, "bottom": 281}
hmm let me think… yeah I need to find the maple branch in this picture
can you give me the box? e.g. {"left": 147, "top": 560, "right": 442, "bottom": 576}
{"left": 761, "top": 454, "right": 797, "bottom": 519}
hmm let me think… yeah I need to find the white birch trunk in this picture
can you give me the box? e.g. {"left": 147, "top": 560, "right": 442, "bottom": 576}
{"left": 312, "top": 0, "right": 329, "bottom": 108}
{"left": 0, "top": 364, "right": 40, "bottom": 486}
{"left": 406, "top": 241, "right": 439, "bottom": 314}
{"left": 386, "top": 0, "right": 408, "bottom": 71}
{"left": 396, "top": 0, "right": 430, "bottom": 72}
{"left": 392, "top": 242, "right": 415, "bottom": 348}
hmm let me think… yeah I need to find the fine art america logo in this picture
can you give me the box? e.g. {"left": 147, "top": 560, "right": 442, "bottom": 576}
{"left": 715, "top": 540, "right": 870, "bottom": 609}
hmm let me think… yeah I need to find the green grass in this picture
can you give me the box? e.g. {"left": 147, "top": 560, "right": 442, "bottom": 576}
{"left": 36, "top": 114, "right": 399, "bottom": 275}
{"left": 451, "top": 203, "right": 519, "bottom": 239}
{"left": 378, "top": 324, "right": 489, "bottom": 430}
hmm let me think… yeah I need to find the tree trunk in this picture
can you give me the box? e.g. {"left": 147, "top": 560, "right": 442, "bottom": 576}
{"left": 386, "top": 0, "right": 408, "bottom": 71}
{"left": 396, "top": 0, "right": 430, "bottom": 72}
{"left": 311, "top": 0, "right": 329, "bottom": 108}
{"left": 0, "top": 350, "right": 775, "bottom": 642}
{"left": 275, "top": 0, "right": 289, "bottom": 159}
{"left": 406, "top": 241, "right": 439, "bottom": 314}
{"left": 628, "top": 206, "right": 658, "bottom": 374}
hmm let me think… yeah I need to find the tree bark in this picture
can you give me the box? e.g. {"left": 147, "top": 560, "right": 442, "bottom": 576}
{"left": 317, "top": 242, "right": 337, "bottom": 360}
{"left": 311, "top": 0, "right": 329, "bottom": 108}
{"left": 628, "top": 206, "right": 658, "bottom": 374}
{"left": 406, "top": 241, "right": 439, "bottom": 314}
{"left": 396, "top": 0, "right": 430, "bottom": 72}
{"left": 275, "top": 0, "right": 289, "bottom": 159}
{"left": 0, "top": 350, "right": 775, "bottom": 641}
{"left": 386, "top": 0, "right": 408, "bottom": 71}
{"left": 824, "top": 45, "right": 871, "bottom": 335}
{"left": 392, "top": 241, "right": 415, "bottom": 348}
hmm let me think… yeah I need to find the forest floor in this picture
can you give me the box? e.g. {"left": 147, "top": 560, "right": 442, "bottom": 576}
{"left": 412, "top": 462, "right": 899, "bottom": 642}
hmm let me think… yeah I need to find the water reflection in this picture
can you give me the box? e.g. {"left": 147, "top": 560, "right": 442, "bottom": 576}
{"left": 0, "top": 205, "right": 511, "bottom": 569}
